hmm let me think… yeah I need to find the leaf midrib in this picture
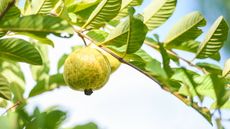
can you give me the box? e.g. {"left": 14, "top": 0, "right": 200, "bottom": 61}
{"left": 165, "top": 17, "right": 204, "bottom": 44}
{"left": 83, "top": 0, "right": 107, "bottom": 28}
{"left": 0, "top": 51, "right": 41, "bottom": 65}
{"left": 144, "top": 0, "right": 166, "bottom": 24}
{"left": 196, "top": 17, "right": 223, "bottom": 56}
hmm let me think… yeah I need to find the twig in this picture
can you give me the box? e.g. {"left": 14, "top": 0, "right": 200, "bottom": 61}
{"left": 1, "top": 101, "right": 21, "bottom": 116}
{"left": 78, "top": 32, "right": 88, "bottom": 46}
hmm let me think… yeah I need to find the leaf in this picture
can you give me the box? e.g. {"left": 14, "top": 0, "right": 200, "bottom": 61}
{"left": 196, "top": 16, "right": 229, "bottom": 60}
{"left": 71, "top": 122, "right": 99, "bottom": 129}
{"left": 57, "top": 54, "right": 68, "bottom": 72}
{"left": 0, "top": 75, "right": 12, "bottom": 100}
{"left": 0, "top": 0, "right": 15, "bottom": 19}
{"left": 113, "top": 0, "right": 143, "bottom": 20}
{"left": 210, "top": 74, "right": 229, "bottom": 108}
{"left": 222, "top": 58, "right": 230, "bottom": 77}
{"left": 144, "top": 37, "right": 179, "bottom": 64}
{"left": 67, "top": 0, "right": 101, "bottom": 13}
{"left": 159, "top": 43, "right": 173, "bottom": 77}
{"left": 0, "top": 38, "right": 43, "bottom": 65}
{"left": 0, "top": 112, "right": 18, "bottom": 129}
{"left": 0, "top": 15, "right": 73, "bottom": 35}
{"left": 102, "top": 14, "right": 148, "bottom": 54}
{"left": 82, "top": 0, "right": 122, "bottom": 29}
{"left": 172, "top": 40, "right": 200, "bottom": 53}
{"left": 0, "top": 98, "right": 7, "bottom": 108}
{"left": 27, "top": 107, "right": 66, "bottom": 129}
{"left": 196, "top": 62, "right": 222, "bottom": 75}
{"left": 23, "top": 0, "right": 61, "bottom": 15}
{"left": 164, "top": 11, "right": 206, "bottom": 48}
{"left": 125, "top": 49, "right": 168, "bottom": 80}
{"left": 30, "top": 44, "right": 49, "bottom": 81}
{"left": 86, "top": 29, "right": 109, "bottom": 42}
{"left": 0, "top": 60, "right": 25, "bottom": 102}
{"left": 16, "top": 32, "right": 54, "bottom": 47}
{"left": 172, "top": 68, "right": 201, "bottom": 99}
{"left": 0, "top": 5, "right": 20, "bottom": 21}
{"left": 29, "top": 74, "right": 66, "bottom": 97}
{"left": 143, "top": 0, "right": 177, "bottom": 31}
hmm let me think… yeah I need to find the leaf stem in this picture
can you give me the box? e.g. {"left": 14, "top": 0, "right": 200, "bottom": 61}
{"left": 1, "top": 101, "right": 21, "bottom": 116}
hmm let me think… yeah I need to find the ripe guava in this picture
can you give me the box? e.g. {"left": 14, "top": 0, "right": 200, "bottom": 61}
{"left": 63, "top": 47, "right": 111, "bottom": 95}
{"left": 89, "top": 43, "right": 121, "bottom": 73}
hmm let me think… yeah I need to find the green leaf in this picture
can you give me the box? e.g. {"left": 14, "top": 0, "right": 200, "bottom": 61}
{"left": 0, "top": 98, "right": 7, "bottom": 108}
{"left": 196, "top": 16, "right": 229, "bottom": 60}
{"left": 86, "top": 29, "right": 109, "bottom": 42}
{"left": 0, "top": 75, "right": 12, "bottom": 100}
{"left": 0, "top": 5, "right": 20, "bottom": 21}
{"left": 67, "top": 0, "right": 101, "bottom": 13}
{"left": 164, "top": 11, "right": 206, "bottom": 48}
{"left": 0, "top": 112, "right": 18, "bottom": 129}
{"left": 82, "top": 0, "right": 122, "bottom": 29}
{"left": 159, "top": 43, "right": 173, "bottom": 77}
{"left": 57, "top": 54, "right": 68, "bottom": 72}
{"left": 71, "top": 122, "right": 99, "bottom": 129}
{"left": 0, "top": 60, "right": 25, "bottom": 102}
{"left": 26, "top": 107, "right": 66, "bottom": 129}
{"left": 124, "top": 49, "right": 168, "bottom": 80}
{"left": 29, "top": 74, "right": 66, "bottom": 97}
{"left": 222, "top": 58, "right": 230, "bottom": 77}
{"left": 30, "top": 44, "right": 49, "bottom": 81}
{"left": 0, "top": 0, "right": 15, "bottom": 19}
{"left": 0, "top": 38, "right": 43, "bottom": 65}
{"left": 113, "top": 0, "right": 143, "bottom": 20}
{"left": 102, "top": 15, "right": 148, "bottom": 54}
{"left": 196, "top": 62, "right": 222, "bottom": 75}
{"left": 16, "top": 32, "right": 54, "bottom": 47}
{"left": 210, "top": 74, "right": 229, "bottom": 108}
{"left": 0, "top": 15, "right": 73, "bottom": 35}
{"left": 172, "top": 40, "right": 200, "bottom": 53}
{"left": 144, "top": 37, "right": 179, "bottom": 63}
{"left": 172, "top": 68, "right": 201, "bottom": 99}
{"left": 23, "top": 0, "right": 61, "bottom": 15}
{"left": 143, "top": 0, "right": 177, "bottom": 31}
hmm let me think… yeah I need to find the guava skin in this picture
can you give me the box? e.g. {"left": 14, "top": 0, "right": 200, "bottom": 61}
{"left": 102, "top": 51, "right": 121, "bottom": 73}
{"left": 63, "top": 47, "right": 111, "bottom": 94}
{"left": 89, "top": 43, "right": 121, "bottom": 73}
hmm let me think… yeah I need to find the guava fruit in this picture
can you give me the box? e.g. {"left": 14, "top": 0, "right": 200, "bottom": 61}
{"left": 63, "top": 47, "right": 111, "bottom": 95}
{"left": 89, "top": 43, "right": 121, "bottom": 73}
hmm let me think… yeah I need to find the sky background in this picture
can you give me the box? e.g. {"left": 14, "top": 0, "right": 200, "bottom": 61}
{"left": 15, "top": 0, "right": 230, "bottom": 129}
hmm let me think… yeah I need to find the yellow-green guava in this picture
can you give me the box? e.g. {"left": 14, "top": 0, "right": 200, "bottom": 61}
{"left": 63, "top": 47, "right": 111, "bottom": 95}
{"left": 89, "top": 43, "right": 121, "bottom": 73}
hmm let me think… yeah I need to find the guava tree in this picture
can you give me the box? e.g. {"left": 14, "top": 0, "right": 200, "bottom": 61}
{"left": 0, "top": 0, "right": 230, "bottom": 129}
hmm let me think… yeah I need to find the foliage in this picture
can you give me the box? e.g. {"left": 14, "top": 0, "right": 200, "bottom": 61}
{"left": 0, "top": 0, "right": 229, "bottom": 128}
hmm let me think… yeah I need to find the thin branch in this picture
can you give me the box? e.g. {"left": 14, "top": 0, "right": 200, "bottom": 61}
{"left": 1, "top": 101, "right": 21, "bottom": 116}
{"left": 78, "top": 32, "right": 88, "bottom": 46}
